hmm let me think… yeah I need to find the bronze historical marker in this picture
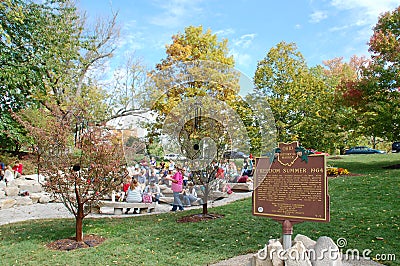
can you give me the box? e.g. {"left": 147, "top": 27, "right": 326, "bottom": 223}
{"left": 253, "top": 141, "right": 330, "bottom": 223}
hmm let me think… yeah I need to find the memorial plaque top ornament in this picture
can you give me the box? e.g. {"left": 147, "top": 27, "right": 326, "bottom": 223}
{"left": 253, "top": 141, "right": 330, "bottom": 223}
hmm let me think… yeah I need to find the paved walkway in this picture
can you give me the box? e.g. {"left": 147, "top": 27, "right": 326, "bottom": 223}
{"left": 0, "top": 191, "right": 253, "bottom": 226}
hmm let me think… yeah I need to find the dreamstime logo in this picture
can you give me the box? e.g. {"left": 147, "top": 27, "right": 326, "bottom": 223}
{"left": 336, "top": 237, "right": 396, "bottom": 262}
{"left": 257, "top": 237, "right": 396, "bottom": 262}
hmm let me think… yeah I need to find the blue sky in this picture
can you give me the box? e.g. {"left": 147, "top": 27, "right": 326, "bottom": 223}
{"left": 77, "top": 0, "right": 399, "bottom": 84}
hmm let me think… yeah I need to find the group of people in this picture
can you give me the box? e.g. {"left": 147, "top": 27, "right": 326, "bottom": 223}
{"left": 114, "top": 156, "right": 254, "bottom": 213}
{"left": 0, "top": 161, "right": 23, "bottom": 183}
{"left": 116, "top": 162, "right": 201, "bottom": 213}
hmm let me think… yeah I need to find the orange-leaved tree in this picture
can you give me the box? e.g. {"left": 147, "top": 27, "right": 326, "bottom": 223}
{"left": 17, "top": 107, "right": 126, "bottom": 242}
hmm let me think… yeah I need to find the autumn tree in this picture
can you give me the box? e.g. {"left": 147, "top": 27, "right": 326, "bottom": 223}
{"left": 17, "top": 107, "right": 126, "bottom": 242}
{"left": 349, "top": 5, "right": 400, "bottom": 142}
{"left": 147, "top": 26, "right": 252, "bottom": 215}
{"left": 146, "top": 26, "right": 238, "bottom": 136}
{"left": 322, "top": 56, "right": 375, "bottom": 151}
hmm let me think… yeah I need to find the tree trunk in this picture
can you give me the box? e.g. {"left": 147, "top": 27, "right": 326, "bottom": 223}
{"left": 202, "top": 202, "right": 208, "bottom": 215}
{"left": 75, "top": 203, "right": 84, "bottom": 242}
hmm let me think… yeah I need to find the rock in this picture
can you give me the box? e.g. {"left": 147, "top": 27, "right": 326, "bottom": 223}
{"left": 6, "top": 180, "right": 17, "bottom": 187}
{"left": 15, "top": 196, "right": 33, "bottom": 206}
{"left": 309, "top": 236, "right": 342, "bottom": 266}
{"left": 0, "top": 198, "right": 16, "bottom": 209}
{"left": 250, "top": 239, "right": 284, "bottom": 266}
{"left": 160, "top": 187, "right": 173, "bottom": 197}
{"left": 192, "top": 198, "right": 202, "bottom": 206}
{"left": 12, "top": 178, "right": 38, "bottom": 187}
{"left": 268, "top": 239, "right": 284, "bottom": 266}
{"left": 294, "top": 234, "right": 316, "bottom": 249}
{"left": 285, "top": 241, "right": 312, "bottom": 266}
{"left": 158, "top": 184, "right": 168, "bottom": 190}
{"left": 209, "top": 191, "right": 228, "bottom": 200}
{"left": 19, "top": 183, "right": 43, "bottom": 193}
{"left": 4, "top": 186, "right": 19, "bottom": 197}
{"left": 229, "top": 182, "right": 253, "bottom": 192}
{"left": 39, "top": 194, "right": 51, "bottom": 204}
{"left": 0, "top": 181, "right": 6, "bottom": 189}
{"left": 22, "top": 174, "right": 46, "bottom": 183}
{"left": 30, "top": 193, "right": 42, "bottom": 203}
{"left": 159, "top": 196, "right": 173, "bottom": 204}
{"left": 0, "top": 191, "right": 5, "bottom": 199}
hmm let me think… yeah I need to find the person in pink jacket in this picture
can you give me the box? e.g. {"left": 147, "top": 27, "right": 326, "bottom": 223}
{"left": 166, "top": 166, "right": 184, "bottom": 211}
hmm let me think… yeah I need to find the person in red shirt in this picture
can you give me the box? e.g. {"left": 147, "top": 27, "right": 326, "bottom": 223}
{"left": 122, "top": 176, "right": 132, "bottom": 193}
{"left": 117, "top": 175, "right": 132, "bottom": 201}
{"left": 12, "top": 161, "right": 22, "bottom": 178}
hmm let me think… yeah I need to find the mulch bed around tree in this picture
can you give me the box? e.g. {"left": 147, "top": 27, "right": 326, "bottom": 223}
{"left": 177, "top": 213, "right": 224, "bottom": 223}
{"left": 46, "top": 234, "right": 106, "bottom": 251}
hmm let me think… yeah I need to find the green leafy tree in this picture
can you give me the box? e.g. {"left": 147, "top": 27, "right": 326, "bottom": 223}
{"left": 252, "top": 41, "right": 328, "bottom": 149}
{"left": 0, "top": 0, "right": 119, "bottom": 150}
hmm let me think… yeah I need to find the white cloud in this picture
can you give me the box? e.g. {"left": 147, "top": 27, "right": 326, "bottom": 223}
{"left": 329, "top": 25, "right": 349, "bottom": 32}
{"left": 230, "top": 49, "right": 252, "bottom": 68}
{"left": 324, "top": 0, "right": 398, "bottom": 59}
{"left": 233, "top": 34, "right": 256, "bottom": 49}
{"left": 228, "top": 34, "right": 257, "bottom": 70}
{"left": 331, "top": 0, "right": 398, "bottom": 23}
{"left": 214, "top": 28, "right": 236, "bottom": 37}
{"left": 117, "top": 31, "right": 145, "bottom": 51}
{"left": 309, "top": 10, "right": 328, "bottom": 23}
{"left": 148, "top": 0, "right": 204, "bottom": 28}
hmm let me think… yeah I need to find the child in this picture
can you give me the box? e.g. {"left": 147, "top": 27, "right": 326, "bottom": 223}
{"left": 182, "top": 182, "right": 203, "bottom": 207}
{"left": 144, "top": 181, "right": 161, "bottom": 203}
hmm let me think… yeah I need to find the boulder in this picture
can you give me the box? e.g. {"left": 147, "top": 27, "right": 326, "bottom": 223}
{"left": 294, "top": 234, "right": 316, "bottom": 249}
{"left": 19, "top": 183, "right": 43, "bottom": 193}
{"left": 4, "top": 186, "right": 19, "bottom": 197}
{"left": 0, "top": 181, "right": 6, "bottom": 189}
{"left": 29, "top": 193, "right": 42, "bottom": 203}
{"left": 12, "top": 178, "right": 39, "bottom": 187}
{"left": 0, "top": 198, "right": 16, "bottom": 209}
{"left": 285, "top": 241, "right": 312, "bottom": 266}
{"left": 209, "top": 191, "right": 228, "bottom": 200}
{"left": 229, "top": 182, "right": 253, "bottom": 192}
{"left": 15, "top": 196, "right": 33, "bottom": 206}
{"left": 309, "top": 236, "right": 342, "bottom": 266}
{"left": 250, "top": 239, "right": 284, "bottom": 266}
{"left": 160, "top": 187, "right": 173, "bottom": 197}
{"left": 191, "top": 198, "right": 202, "bottom": 206}
{"left": 6, "top": 180, "right": 17, "bottom": 187}
{"left": 39, "top": 194, "right": 51, "bottom": 203}
{"left": 0, "top": 191, "right": 5, "bottom": 199}
{"left": 268, "top": 239, "right": 285, "bottom": 266}
{"left": 22, "top": 174, "right": 46, "bottom": 183}
{"left": 158, "top": 184, "right": 168, "bottom": 190}
{"left": 159, "top": 196, "right": 173, "bottom": 204}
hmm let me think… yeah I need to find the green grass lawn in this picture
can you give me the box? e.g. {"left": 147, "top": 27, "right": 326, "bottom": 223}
{"left": 0, "top": 154, "right": 399, "bottom": 265}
